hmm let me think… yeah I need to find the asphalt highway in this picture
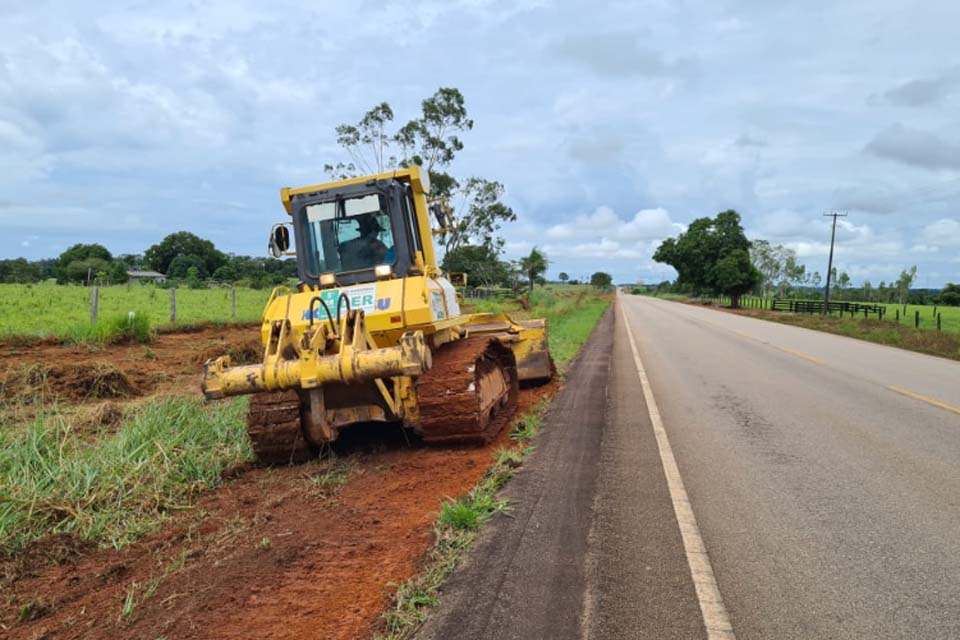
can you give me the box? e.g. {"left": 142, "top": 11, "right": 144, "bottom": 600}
{"left": 418, "top": 295, "right": 960, "bottom": 639}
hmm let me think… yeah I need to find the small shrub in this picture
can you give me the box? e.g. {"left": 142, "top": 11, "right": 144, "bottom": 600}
{"left": 510, "top": 412, "right": 541, "bottom": 441}
{"left": 95, "top": 312, "right": 154, "bottom": 344}
{"left": 495, "top": 447, "right": 523, "bottom": 468}
{"left": 438, "top": 500, "right": 481, "bottom": 530}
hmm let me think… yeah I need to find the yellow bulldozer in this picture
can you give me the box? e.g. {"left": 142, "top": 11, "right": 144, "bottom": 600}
{"left": 202, "top": 166, "right": 552, "bottom": 464}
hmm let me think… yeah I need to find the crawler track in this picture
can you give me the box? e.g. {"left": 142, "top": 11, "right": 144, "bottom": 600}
{"left": 415, "top": 337, "right": 519, "bottom": 444}
{"left": 246, "top": 391, "right": 315, "bottom": 465}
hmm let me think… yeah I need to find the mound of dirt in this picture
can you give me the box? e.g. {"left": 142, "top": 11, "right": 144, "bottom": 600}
{"left": 2, "top": 363, "right": 139, "bottom": 403}
{"left": 52, "top": 363, "right": 138, "bottom": 400}
{"left": 194, "top": 338, "right": 263, "bottom": 366}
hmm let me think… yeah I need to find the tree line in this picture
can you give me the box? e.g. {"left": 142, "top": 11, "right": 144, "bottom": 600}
{"left": 1, "top": 232, "right": 296, "bottom": 289}
{"left": 651, "top": 209, "right": 959, "bottom": 307}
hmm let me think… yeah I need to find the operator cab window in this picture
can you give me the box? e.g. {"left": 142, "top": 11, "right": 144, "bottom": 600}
{"left": 303, "top": 194, "right": 397, "bottom": 275}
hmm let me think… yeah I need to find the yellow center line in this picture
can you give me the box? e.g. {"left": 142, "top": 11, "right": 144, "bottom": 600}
{"left": 728, "top": 328, "right": 824, "bottom": 365}
{"left": 776, "top": 347, "right": 826, "bottom": 366}
{"left": 887, "top": 386, "right": 960, "bottom": 416}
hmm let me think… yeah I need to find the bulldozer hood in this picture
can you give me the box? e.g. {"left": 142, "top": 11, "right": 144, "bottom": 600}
{"left": 263, "top": 276, "right": 461, "bottom": 347}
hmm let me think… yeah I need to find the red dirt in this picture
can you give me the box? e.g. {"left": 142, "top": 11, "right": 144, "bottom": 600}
{"left": 0, "top": 325, "right": 561, "bottom": 639}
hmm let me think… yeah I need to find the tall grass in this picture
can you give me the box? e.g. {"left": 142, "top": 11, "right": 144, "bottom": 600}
{"left": 64, "top": 311, "right": 156, "bottom": 345}
{"left": 0, "top": 396, "right": 251, "bottom": 553}
{"left": 528, "top": 288, "right": 611, "bottom": 371}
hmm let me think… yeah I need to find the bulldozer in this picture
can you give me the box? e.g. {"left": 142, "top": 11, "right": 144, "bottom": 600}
{"left": 201, "top": 166, "right": 552, "bottom": 464}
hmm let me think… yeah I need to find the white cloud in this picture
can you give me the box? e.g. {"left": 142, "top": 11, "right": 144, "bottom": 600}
{"left": 1, "top": 1, "right": 959, "bottom": 286}
{"left": 920, "top": 218, "right": 960, "bottom": 247}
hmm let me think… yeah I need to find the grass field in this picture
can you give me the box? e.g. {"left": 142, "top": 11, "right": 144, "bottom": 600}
{"left": 873, "top": 302, "right": 960, "bottom": 333}
{"left": 0, "top": 283, "right": 270, "bottom": 339}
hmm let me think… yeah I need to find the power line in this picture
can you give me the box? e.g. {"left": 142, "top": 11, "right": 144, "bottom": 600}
{"left": 823, "top": 211, "right": 847, "bottom": 312}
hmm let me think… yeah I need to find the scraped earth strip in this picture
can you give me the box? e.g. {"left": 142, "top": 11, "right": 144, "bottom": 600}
{"left": 0, "top": 325, "right": 560, "bottom": 639}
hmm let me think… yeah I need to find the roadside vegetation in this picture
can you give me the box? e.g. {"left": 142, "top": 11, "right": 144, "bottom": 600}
{"left": 735, "top": 306, "right": 960, "bottom": 361}
{"left": 0, "top": 397, "right": 251, "bottom": 554}
{"left": 467, "top": 284, "right": 611, "bottom": 373}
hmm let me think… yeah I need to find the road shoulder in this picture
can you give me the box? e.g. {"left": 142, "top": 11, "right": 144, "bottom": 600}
{"left": 417, "top": 302, "right": 705, "bottom": 640}
{"left": 415, "top": 307, "right": 614, "bottom": 640}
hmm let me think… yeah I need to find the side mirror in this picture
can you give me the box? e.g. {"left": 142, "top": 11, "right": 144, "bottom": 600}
{"left": 269, "top": 224, "right": 291, "bottom": 258}
{"left": 429, "top": 201, "right": 452, "bottom": 230}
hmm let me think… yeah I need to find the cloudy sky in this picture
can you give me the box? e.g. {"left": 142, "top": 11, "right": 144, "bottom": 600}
{"left": 1, "top": 0, "right": 959, "bottom": 286}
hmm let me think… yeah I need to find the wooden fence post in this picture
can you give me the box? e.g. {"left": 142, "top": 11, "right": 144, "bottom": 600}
{"left": 937, "top": 313, "right": 941, "bottom": 331}
{"left": 90, "top": 286, "right": 99, "bottom": 324}
{"left": 914, "top": 310, "right": 919, "bottom": 329}
{"left": 231, "top": 287, "right": 237, "bottom": 319}
{"left": 170, "top": 288, "right": 177, "bottom": 323}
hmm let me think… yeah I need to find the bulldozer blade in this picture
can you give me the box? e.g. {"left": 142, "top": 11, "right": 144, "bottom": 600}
{"left": 514, "top": 319, "right": 553, "bottom": 384}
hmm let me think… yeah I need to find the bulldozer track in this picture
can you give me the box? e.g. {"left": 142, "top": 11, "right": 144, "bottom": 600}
{"left": 415, "top": 337, "right": 519, "bottom": 444}
{"left": 246, "top": 391, "right": 315, "bottom": 465}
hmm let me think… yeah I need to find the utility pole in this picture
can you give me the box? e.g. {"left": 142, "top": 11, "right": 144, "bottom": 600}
{"left": 822, "top": 211, "right": 847, "bottom": 313}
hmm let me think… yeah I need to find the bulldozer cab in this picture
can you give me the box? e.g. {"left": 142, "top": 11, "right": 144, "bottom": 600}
{"left": 281, "top": 168, "right": 433, "bottom": 288}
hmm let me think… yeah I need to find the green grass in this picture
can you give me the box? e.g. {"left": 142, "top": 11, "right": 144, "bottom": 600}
{"left": 0, "top": 283, "right": 269, "bottom": 339}
{"left": 0, "top": 396, "right": 252, "bottom": 554}
{"left": 749, "top": 312, "right": 960, "bottom": 361}
{"left": 872, "top": 302, "right": 960, "bottom": 333}
{"left": 69, "top": 311, "right": 156, "bottom": 345}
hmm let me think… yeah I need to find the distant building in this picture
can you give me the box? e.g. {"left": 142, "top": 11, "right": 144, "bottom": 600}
{"left": 127, "top": 269, "right": 167, "bottom": 283}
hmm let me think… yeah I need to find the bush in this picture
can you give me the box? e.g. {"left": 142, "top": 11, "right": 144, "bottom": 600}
{"left": 95, "top": 312, "right": 154, "bottom": 344}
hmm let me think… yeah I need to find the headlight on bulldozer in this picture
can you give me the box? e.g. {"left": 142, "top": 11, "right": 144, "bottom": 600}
{"left": 375, "top": 264, "right": 392, "bottom": 278}
{"left": 320, "top": 272, "right": 336, "bottom": 287}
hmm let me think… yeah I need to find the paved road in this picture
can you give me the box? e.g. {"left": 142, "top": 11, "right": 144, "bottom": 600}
{"left": 418, "top": 296, "right": 960, "bottom": 639}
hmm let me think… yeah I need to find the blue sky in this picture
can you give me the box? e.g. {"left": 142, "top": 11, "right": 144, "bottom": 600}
{"left": 1, "top": 0, "right": 959, "bottom": 286}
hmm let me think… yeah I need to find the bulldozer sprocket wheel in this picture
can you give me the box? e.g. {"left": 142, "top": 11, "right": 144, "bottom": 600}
{"left": 246, "top": 391, "right": 315, "bottom": 465}
{"left": 415, "top": 337, "right": 519, "bottom": 444}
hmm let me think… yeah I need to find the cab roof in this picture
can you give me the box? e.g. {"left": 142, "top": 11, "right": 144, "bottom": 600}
{"left": 279, "top": 165, "right": 429, "bottom": 215}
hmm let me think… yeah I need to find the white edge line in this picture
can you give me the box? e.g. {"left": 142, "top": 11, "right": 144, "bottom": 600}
{"left": 619, "top": 299, "right": 736, "bottom": 640}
